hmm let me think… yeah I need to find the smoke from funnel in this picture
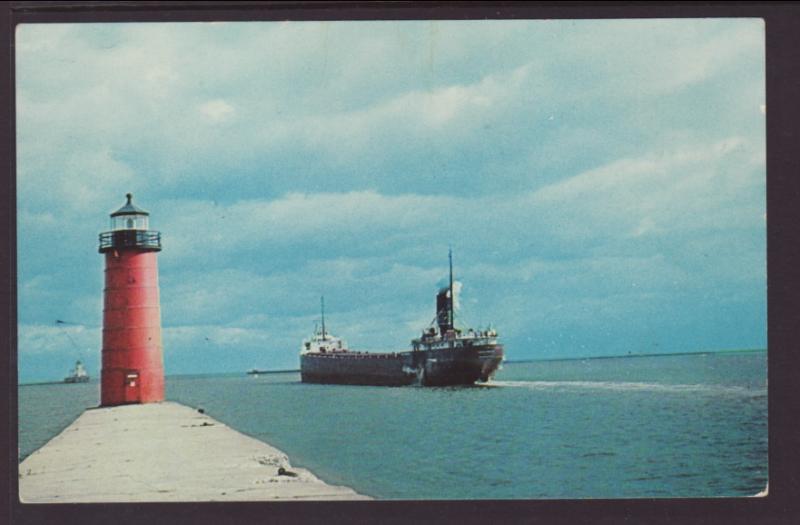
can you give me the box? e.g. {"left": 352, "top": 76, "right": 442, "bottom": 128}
{"left": 436, "top": 281, "right": 464, "bottom": 333}
{"left": 452, "top": 281, "right": 462, "bottom": 311}
{"left": 436, "top": 281, "right": 462, "bottom": 310}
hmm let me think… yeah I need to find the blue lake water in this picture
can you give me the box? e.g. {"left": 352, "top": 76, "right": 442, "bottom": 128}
{"left": 18, "top": 351, "right": 767, "bottom": 499}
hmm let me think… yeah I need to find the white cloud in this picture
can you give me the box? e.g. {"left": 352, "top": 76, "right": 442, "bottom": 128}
{"left": 18, "top": 145, "right": 137, "bottom": 215}
{"left": 164, "top": 324, "right": 268, "bottom": 348}
{"left": 199, "top": 99, "right": 235, "bottom": 122}
{"left": 156, "top": 190, "right": 459, "bottom": 264}
{"left": 290, "top": 61, "right": 535, "bottom": 162}
{"left": 554, "top": 19, "right": 764, "bottom": 96}
{"left": 18, "top": 323, "right": 99, "bottom": 356}
{"left": 149, "top": 130, "right": 765, "bottom": 276}
{"left": 528, "top": 136, "right": 764, "bottom": 239}
{"left": 16, "top": 19, "right": 766, "bottom": 206}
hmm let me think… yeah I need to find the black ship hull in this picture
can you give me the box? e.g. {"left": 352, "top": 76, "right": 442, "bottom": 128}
{"left": 418, "top": 344, "right": 504, "bottom": 386}
{"left": 300, "top": 344, "right": 503, "bottom": 387}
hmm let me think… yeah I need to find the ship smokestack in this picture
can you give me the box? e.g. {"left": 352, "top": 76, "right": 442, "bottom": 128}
{"left": 436, "top": 288, "right": 453, "bottom": 334}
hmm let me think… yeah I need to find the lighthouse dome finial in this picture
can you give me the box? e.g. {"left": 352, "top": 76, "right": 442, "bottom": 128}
{"left": 111, "top": 193, "right": 149, "bottom": 217}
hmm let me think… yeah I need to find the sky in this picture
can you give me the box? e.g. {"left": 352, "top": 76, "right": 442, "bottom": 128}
{"left": 16, "top": 19, "right": 766, "bottom": 383}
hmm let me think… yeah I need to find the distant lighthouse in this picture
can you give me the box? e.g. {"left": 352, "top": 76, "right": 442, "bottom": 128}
{"left": 98, "top": 193, "right": 165, "bottom": 406}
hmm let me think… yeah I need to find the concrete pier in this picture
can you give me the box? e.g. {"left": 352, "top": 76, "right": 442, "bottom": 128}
{"left": 19, "top": 401, "right": 369, "bottom": 502}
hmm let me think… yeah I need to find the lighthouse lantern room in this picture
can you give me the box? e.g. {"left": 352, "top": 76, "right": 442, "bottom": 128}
{"left": 98, "top": 193, "right": 165, "bottom": 406}
{"left": 110, "top": 193, "right": 149, "bottom": 230}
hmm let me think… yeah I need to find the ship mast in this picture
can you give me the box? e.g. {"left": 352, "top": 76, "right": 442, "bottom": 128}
{"left": 449, "top": 248, "right": 454, "bottom": 328}
{"left": 321, "top": 296, "right": 326, "bottom": 339}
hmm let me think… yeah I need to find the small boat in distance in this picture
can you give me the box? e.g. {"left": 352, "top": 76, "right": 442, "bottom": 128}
{"left": 247, "top": 368, "right": 299, "bottom": 375}
{"left": 64, "top": 360, "right": 90, "bottom": 384}
{"left": 300, "top": 252, "right": 504, "bottom": 386}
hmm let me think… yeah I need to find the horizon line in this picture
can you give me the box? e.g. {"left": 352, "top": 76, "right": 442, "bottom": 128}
{"left": 18, "top": 348, "right": 766, "bottom": 385}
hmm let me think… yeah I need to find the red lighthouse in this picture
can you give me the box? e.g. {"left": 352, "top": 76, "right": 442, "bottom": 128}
{"left": 98, "top": 193, "right": 165, "bottom": 406}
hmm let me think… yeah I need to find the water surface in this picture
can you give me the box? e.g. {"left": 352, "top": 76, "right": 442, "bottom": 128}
{"left": 19, "top": 351, "right": 767, "bottom": 499}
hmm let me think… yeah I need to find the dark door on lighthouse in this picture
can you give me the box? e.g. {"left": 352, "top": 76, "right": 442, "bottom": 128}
{"left": 124, "top": 371, "right": 141, "bottom": 403}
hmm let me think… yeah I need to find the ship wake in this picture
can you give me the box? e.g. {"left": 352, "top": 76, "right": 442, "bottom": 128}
{"left": 488, "top": 380, "right": 765, "bottom": 397}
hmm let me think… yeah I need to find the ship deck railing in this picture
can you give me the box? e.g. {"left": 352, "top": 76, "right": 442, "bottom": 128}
{"left": 413, "top": 336, "right": 497, "bottom": 345}
{"left": 306, "top": 351, "right": 406, "bottom": 359}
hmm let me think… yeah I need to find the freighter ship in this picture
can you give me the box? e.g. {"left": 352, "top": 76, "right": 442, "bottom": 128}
{"left": 300, "top": 252, "right": 504, "bottom": 386}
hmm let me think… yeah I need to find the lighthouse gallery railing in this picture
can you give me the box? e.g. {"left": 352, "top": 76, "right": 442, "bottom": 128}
{"left": 98, "top": 230, "right": 161, "bottom": 252}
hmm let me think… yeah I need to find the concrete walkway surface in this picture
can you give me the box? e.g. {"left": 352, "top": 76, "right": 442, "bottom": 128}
{"left": 19, "top": 401, "right": 369, "bottom": 502}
